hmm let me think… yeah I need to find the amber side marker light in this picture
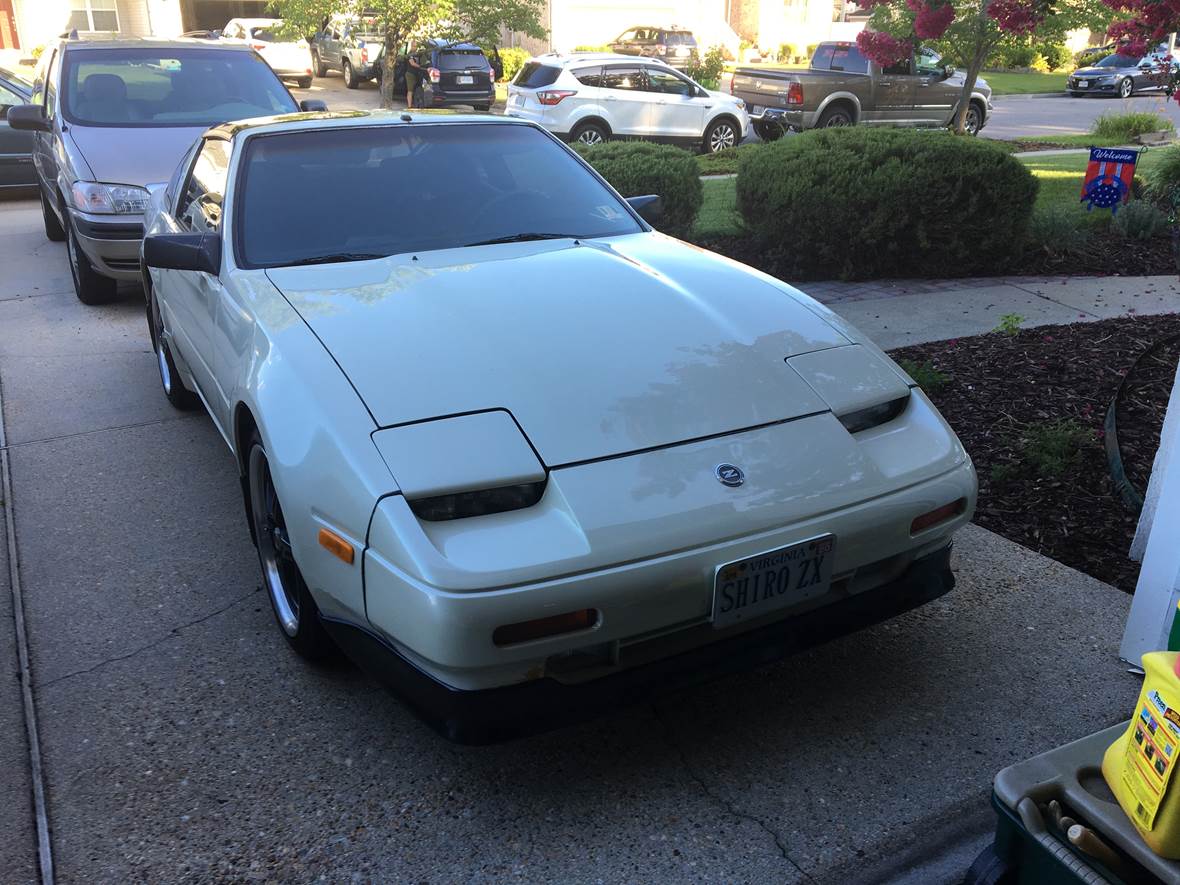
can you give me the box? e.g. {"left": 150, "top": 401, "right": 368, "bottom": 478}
{"left": 493, "top": 609, "right": 598, "bottom": 647}
{"left": 911, "top": 498, "right": 967, "bottom": 535}
{"left": 318, "top": 528, "right": 355, "bottom": 565}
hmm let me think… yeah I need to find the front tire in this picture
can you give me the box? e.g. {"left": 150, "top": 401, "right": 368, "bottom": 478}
{"left": 702, "top": 117, "right": 739, "bottom": 154}
{"left": 571, "top": 121, "right": 608, "bottom": 146}
{"left": 246, "top": 433, "right": 336, "bottom": 660}
{"left": 343, "top": 58, "right": 358, "bottom": 89}
{"left": 146, "top": 282, "right": 198, "bottom": 410}
{"left": 1119, "top": 77, "right": 1133, "bottom": 99}
{"left": 296, "top": 76, "right": 312, "bottom": 89}
{"left": 41, "top": 187, "right": 66, "bottom": 242}
{"left": 66, "top": 221, "right": 117, "bottom": 305}
{"left": 963, "top": 102, "right": 983, "bottom": 136}
{"left": 311, "top": 51, "right": 327, "bottom": 78}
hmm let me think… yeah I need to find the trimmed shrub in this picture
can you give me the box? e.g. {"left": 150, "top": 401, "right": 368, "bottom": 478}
{"left": 1075, "top": 48, "right": 1106, "bottom": 68}
{"left": 573, "top": 44, "right": 611, "bottom": 52}
{"left": 1028, "top": 206, "right": 1091, "bottom": 257}
{"left": 572, "top": 141, "right": 703, "bottom": 238}
{"left": 1039, "top": 43, "right": 1072, "bottom": 71}
{"left": 1114, "top": 201, "right": 1168, "bottom": 239}
{"left": 1001, "top": 44, "right": 1039, "bottom": 68}
{"left": 735, "top": 128, "right": 1038, "bottom": 279}
{"left": 1092, "top": 111, "right": 1174, "bottom": 141}
{"left": 497, "top": 47, "right": 531, "bottom": 83}
{"left": 1146, "top": 144, "right": 1180, "bottom": 202}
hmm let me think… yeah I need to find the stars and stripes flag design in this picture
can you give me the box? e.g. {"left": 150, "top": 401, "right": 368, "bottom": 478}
{"left": 1080, "top": 147, "right": 1139, "bottom": 214}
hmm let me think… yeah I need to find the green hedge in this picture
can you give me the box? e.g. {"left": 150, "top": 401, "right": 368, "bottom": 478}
{"left": 498, "top": 47, "right": 531, "bottom": 83}
{"left": 572, "top": 141, "right": 703, "bottom": 238}
{"left": 736, "top": 128, "right": 1038, "bottom": 279}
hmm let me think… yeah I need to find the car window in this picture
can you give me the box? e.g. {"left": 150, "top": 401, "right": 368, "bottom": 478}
{"left": 915, "top": 53, "right": 942, "bottom": 76}
{"left": 177, "top": 138, "right": 230, "bottom": 234}
{"left": 616, "top": 30, "right": 636, "bottom": 42}
{"left": 514, "top": 62, "right": 560, "bottom": 88}
{"left": 0, "top": 80, "right": 23, "bottom": 108}
{"left": 644, "top": 67, "right": 692, "bottom": 95}
{"left": 439, "top": 49, "right": 487, "bottom": 71}
{"left": 62, "top": 47, "right": 297, "bottom": 127}
{"left": 43, "top": 49, "right": 58, "bottom": 119}
{"left": 601, "top": 66, "right": 643, "bottom": 90}
{"left": 251, "top": 27, "right": 278, "bottom": 43}
{"left": 572, "top": 66, "right": 602, "bottom": 87}
{"left": 664, "top": 32, "right": 696, "bottom": 46}
{"left": 883, "top": 57, "right": 912, "bottom": 76}
{"left": 829, "top": 44, "right": 869, "bottom": 74}
{"left": 166, "top": 140, "right": 200, "bottom": 208}
{"left": 811, "top": 45, "right": 833, "bottom": 70}
{"left": 236, "top": 123, "right": 644, "bottom": 268}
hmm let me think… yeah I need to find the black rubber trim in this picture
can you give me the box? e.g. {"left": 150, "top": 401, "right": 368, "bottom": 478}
{"left": 320, "top": 543, "right": 955, "bottom": 744}
{"left": 71, "top": 216, "right": 144, "bottom": 240}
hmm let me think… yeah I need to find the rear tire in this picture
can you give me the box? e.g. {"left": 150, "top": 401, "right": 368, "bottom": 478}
{"left": 296, "top": 76, "right": 312, "bottom": 89}
{"left": 40, "top": 187, "right": 65, "bottom": 242}
{"left": 311, "top": 50, "right": 326, "bottom": 78}
{"left": 754, "top": 119, "right": 786, "bottom": 142}
{"left": 146, "top": 282, "right": 198, "bottom": 411}
{"left": 817, "top": 104, "right": 854, "bottom": 127}
{"left": 571, "top": 121, "right": 608, "bottom": 146}
{"left": 245, "top": 431, "right": 337, "bottom": 660}
{"left": 343, "top": 58, "right": 358, "bottom": 89}
{"left": 66, "top": 220, "right": 117, "bottom": 305}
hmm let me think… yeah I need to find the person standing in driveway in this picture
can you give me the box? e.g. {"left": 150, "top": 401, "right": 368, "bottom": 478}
{"left": 405, "top": 42, "right": 423, "bottom": 108}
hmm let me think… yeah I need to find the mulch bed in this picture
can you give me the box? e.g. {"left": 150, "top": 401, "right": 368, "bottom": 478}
{"left": 697, "top": 234, "right": 1178, "bottom": 281}
{"left": 891, "top": 314, "right": 1180, "bottom": 592}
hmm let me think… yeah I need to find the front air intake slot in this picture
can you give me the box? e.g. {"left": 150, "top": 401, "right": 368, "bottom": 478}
{"left": 408, "top": 480, "right": 547, "bottom": 522}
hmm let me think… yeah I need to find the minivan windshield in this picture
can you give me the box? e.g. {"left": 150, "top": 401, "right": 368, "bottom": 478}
{"left": 237, "top": 123, "right": 644, "bottom": 268}
{"left": 62, "top": 47, "right": 298, "bottom": 127}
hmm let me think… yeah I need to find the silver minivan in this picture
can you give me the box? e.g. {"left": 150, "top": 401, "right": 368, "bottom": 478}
{"left": 8, "top": 36, "right": 321, "bottom": 304}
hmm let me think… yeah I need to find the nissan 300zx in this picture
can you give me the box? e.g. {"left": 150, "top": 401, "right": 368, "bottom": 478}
{"left": 140, "top": 111, "right": 976, "bottom": 742}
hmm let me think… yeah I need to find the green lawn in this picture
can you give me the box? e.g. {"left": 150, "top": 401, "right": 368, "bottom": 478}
{"left": 691, "top": 149, "right": 1167, "bottom": 239}
{"left": 979, "top": 70, "right": 1066, "bottom": 95}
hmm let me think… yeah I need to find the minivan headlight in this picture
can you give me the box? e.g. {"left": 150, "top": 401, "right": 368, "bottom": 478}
{"left": 70, "top": 181, "right": 150, "bottom": 215}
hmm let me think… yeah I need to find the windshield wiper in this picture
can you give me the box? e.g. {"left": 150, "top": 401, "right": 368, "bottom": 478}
{"left": 464, "top": 233, "right": 579, "bottom": 247}
{"left": 282, "top": 252, "right": 387, "bottom": 267}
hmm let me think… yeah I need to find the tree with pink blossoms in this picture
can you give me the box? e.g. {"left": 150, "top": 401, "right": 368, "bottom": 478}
{"left": 857, "top": 0, "right": 1118, "bottom": 133}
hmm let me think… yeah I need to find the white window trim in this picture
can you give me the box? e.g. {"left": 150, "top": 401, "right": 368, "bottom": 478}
{"left": 70, "top": 0, "right": 120, "bottom": 34}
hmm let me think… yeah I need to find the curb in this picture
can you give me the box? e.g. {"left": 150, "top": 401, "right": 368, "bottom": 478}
{"left": 991, "top": 92, "right": 1068, "bottom": 100}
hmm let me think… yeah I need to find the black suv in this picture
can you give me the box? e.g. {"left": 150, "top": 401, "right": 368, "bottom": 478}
{"left": 395, "top": 40, "right": 494, "bottom": 110}
{"left": 609, "top": 26, "right": 699, "bottom": 70}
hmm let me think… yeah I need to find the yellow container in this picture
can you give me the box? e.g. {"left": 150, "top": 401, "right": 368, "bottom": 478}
{"left": 1103, "top": 651, "right": 1180, "bottom": 858}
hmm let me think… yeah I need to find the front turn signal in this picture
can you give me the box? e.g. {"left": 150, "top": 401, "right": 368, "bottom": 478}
{"left": 911, "top": 498, "right": 967, "bottom": 535}
{"left": 493, "top": 609, "right": 598, "bottom": 646}
{"left": 318, "top": 527, "right": 355, "bottom": 565}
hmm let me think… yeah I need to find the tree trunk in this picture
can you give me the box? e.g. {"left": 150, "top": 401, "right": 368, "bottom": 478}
{"left": 951, "top": 40, "right": 989, "bottom": 134}
{"left": 381, "top": 28, "right": 402, "bottom": 109}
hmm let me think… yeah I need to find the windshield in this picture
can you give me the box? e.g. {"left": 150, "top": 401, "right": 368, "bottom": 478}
{"left": 0, "top": 67, "right": 33, "bottom": 90}
{"left": 237, "top": 123, "right": 644, "bottom": 268}
{"left": 664, "top": 32, "right": 696, "bottom": 46}
{"left": 1095, "top": 54, "right": 1137, "bottom": 67}
{"left": 250, "top": 27, "right": 280, "bottom": 42}
{"left": 62, "top": 47, "right": 297, "bottom": 128}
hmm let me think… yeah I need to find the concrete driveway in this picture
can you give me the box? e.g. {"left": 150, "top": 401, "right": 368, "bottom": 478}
{"left": 0, "top": 196, "right": 1141, "bottom": 883}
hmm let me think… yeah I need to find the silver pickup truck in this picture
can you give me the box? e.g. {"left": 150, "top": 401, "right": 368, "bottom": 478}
{"left": 731, "top": 41, "right": 992, "bottom": 139}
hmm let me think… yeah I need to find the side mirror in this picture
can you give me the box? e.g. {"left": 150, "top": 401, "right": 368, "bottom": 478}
{"left": 943, "top": 64, "right": 956, "bottom": 79}
{"left": 300, "top": 98, "right": 328, "bottom": 112}
{"left": 627, "top": 194, "right": 664, "bottom": 225}
{"left": 143, "top": 233, "right": 220, "bottom": 275}
{"left": 6, "top": 104, "right": 50, "bottom": 132}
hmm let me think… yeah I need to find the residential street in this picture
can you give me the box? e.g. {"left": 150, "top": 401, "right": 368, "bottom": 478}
{"left": 0, "top": 196, "right": 1147, "bottom": 882}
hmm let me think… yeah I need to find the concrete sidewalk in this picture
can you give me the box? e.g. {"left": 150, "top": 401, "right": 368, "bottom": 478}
{"left": 800, "top": 274, "right": 1180, "bottom": 349}
{"left": 0, "top": 199, "right": 1156, "bottom": 883}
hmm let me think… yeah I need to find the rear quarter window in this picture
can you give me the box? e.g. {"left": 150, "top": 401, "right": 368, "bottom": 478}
{"left": 514, "top": 62, "right": 561, "bottom": 88}
{"left": 572, "top": 66, "right": 602, "bottom": 87}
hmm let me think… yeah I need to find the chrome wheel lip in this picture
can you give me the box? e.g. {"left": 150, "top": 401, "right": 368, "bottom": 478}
{"left": 709, "top": 124, "right": 737, "bottom": 152}
{"left": 249, "top": 446, "right": 300, "bottom": 637}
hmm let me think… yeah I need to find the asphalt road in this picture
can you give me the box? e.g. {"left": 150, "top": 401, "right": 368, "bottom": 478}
{"left": 293, "top": 71, "right": 1180, "bottom": 143}
{"left": 0, "top": 191, "right": 1142, "bottom": 882}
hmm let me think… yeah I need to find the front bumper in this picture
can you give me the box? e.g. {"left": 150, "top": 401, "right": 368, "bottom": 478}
{"left": 324, "top": 542, "right": 956, "bottom": 743}
{"left": 1067, "top": 78, "right": 1117, "bottom": 93}
{"left": 71, "top": 210, "right": 144, "bottom": 280}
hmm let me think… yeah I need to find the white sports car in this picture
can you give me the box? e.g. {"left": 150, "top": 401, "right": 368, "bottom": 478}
{"left": 141, "top": 111, "right": 976, "bottom": 742}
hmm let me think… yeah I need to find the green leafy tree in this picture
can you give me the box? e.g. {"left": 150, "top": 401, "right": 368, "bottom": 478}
{"left": 271, "top": 0, "right": 546, "bottom": 106}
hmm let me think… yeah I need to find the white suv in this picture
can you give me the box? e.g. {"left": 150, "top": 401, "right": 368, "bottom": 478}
{"left": 506, "top": 53, "right": 749, "bottom": 153}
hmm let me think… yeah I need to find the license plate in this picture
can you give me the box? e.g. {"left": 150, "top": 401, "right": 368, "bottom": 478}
{"left": 750, "top": 104, "right": 765, "bottom": 115}
{"left": 1078, "top": 80, "right": 1088, "bottom": 87}
{"left": 711, "top": 535, "right": 835, "bottom": 629}
{"left": 512, "top": 93, "right": 523, "bottom": 106}
{"left": 457, "top": 75, "right": 474, "bottom": 84}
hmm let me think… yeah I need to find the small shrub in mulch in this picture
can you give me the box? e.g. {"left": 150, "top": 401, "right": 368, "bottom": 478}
{"left": 891, "top": 313, "right": 1180, "bottom": 591}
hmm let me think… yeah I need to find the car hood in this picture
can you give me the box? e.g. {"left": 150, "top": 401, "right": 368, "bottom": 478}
{"left": 265, "top": 234, "right": 853, "bottom": 466}
{"left": 1074, "top": 66, "right": 1123, "bottom": 77}
{"left": 68, "top": 124, "right": 205, "bottom": 187}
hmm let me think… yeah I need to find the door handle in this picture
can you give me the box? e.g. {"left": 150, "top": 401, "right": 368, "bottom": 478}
{"left": 918, "top": 82, "right": 929, "bottom": 87}
{"left": 604, "top": 95, "right": 617, "bottom": 101}
{"left": 878, "top": 80, "right": 892, "bottom": 87}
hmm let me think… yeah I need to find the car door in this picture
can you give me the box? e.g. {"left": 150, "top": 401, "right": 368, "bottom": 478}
{"left": 912, "top": 53, "right": 957, "bottom": 125}
{"left": 872, "top": 56, "right": 919, "bottom": 124}
{"left": 167, "top": 137, "right": 232, "bottom": 425}
{"left": 325, "top": 23, "right": 343, "bottom": 67}
{"left": 641, "top": 65, "right": 705, "bottom": 141}
{"left": 30, "top": 47, "right": 59, "bottom": 195}
{"left": 599, "top": 65, "right": 650, "bottom": 136}
{"left": 0, "top": 76, "right": 34, "bottom": 188}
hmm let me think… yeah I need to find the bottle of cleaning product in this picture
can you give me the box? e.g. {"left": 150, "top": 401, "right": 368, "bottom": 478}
{"left": 1103, "top": 650, "right": 1180, "bottom": 857}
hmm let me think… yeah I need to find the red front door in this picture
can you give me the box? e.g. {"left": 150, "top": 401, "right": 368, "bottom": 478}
{"left": 0, "top": 0, "right": 19, "bottom": 50}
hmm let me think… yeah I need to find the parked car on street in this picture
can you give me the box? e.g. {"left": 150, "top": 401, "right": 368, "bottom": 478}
{"left": 609, "top": 25, "right": 700, "bottom": 70}
{"left": 394, "top": 39, "right": 495, "bottom": 110}
{"left": 140, "top": 109, "right": 976, "bottom": 742}
{"left": 180, "top": 29, "right": 221, "bottom": 40}
{"left": 731, "top": 41, "right": 992, "bottom": 137}
{"left": 507, "top": 53, "right": 749, "bottom": 152}
{"left": 310, "top": 13, "right": 386, "bottom": 88}
{"left": 7, "top": 36, "right": 320, "bottom": 304}
{"left": 221, "top": 18, "right": 314, "bottom": 88}
{"left": 0, "top": 65, "right": 35, "bottom": 191}
{"left": 1067, "top": 52, "right": 1176, "bottom": 98}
